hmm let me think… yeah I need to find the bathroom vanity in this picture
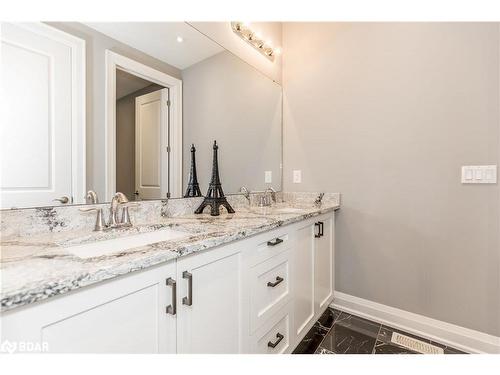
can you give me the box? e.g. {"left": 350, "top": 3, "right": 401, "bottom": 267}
{"left": 1, "top": 22, "right": 339, "bottom": 354}
{"left": 0, "top": 193, "right": 339, "bottom": 353}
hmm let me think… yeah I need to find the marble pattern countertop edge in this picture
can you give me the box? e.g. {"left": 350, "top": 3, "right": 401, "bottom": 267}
{"left": 1, "top": 192, "right": 340, "bottom": 313}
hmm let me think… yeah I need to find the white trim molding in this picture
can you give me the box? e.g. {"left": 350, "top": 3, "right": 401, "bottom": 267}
{"left": 332, "top": 291, "right": 500, "bottom": 354}
{"left": 105, "top": 50, "right": 182, "bottom": 200}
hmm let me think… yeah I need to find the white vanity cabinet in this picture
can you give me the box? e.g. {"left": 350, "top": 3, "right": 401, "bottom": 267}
{"left": 175, "top": 243, "right": 244, "bottom": 353}
{"left": 292, "top": 213, "right": 335, "bottom": 345}
{"left": 0, "top": 261, "right": 177, "bottom": 353}
{"left": 1, "top": 211, "right": 335, "bottom": 354}
{"left": 241, "top": 226, "right": 294, "bottom": 354}
{"left": 293, "top": 221, "right": 316, "bottom": 340}
{"left": 314, "top": 216, "right": 334, "bottom": 312}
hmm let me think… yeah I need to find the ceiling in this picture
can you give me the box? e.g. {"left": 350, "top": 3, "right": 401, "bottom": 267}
{"left": 84, "top": 22, "right": 224, "bottom": 70}
{"left": 116, "top": 69, "right": 157, "bottom": 100}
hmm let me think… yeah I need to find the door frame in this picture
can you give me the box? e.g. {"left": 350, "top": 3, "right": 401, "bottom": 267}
{"left": 105, "top": 50, "right": 182, "bottom": 200}
{"left": 2, "top": 22, "right": 86, "bottom": 206}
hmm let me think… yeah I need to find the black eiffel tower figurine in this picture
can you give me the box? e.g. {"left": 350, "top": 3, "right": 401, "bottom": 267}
{"left": 184, "top": 144, "right": 202, "bottom": 198}
{"left": 194, "top": 141, "right": 235, "bottom": 216}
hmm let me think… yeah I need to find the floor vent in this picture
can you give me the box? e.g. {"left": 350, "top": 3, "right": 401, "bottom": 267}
{"left": 391, "top": 332, "right": 444, "bottom": 354}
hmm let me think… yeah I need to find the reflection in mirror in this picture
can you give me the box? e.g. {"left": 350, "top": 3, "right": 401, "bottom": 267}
{"left": 115, "top": 70, "right": 167, "bottom": 201}
{"left": 182, "top": 50, "right": 282, "bottom": 196}
{"left": 0, "top": 21, "right": 282, "bottom": 209}
{"left": 1, "top": 22, "right": 86, "bottom": 209}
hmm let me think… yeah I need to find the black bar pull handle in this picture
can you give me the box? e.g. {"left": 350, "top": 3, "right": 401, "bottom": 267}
{"left": 182, "top": 271, "right": 193, "bottom": 306}
{"left": 267, "top": 238, "right": 283, "bottom": 246}
{"left": 166, "top": 278, "right": 177, "bottom": 315}
{"left": 268, "top": 333, "right": 284, "bottom": 348}
{"left": 319, "top": 221, "right": 324, "bottom": 237}
{"left": 315, "top": 222, "right": 321, "bottom": 238}
{"left": 267, "top": 276, "right": 284, "bottom": 287}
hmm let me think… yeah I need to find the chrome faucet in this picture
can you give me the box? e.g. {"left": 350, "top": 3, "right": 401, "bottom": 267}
{"left": 108, "top": 192, "right": 130, "bottom": 228}
{"left": 79, "top": 190, "right": 106, "bottom": 231}
{"left": 85, "top": 190, "right": 99, "bottom": 204}
{"left": 239, "top": 186, "right": 251, "bottom": 203}
{"left": 261, "top": 187, "right": 277, "bottom": 207}
{"left": 79, "top": 191, "right": 137, "bottom": 231}
{"left": 315, "top": 192, "right": 325, "bottom": 207}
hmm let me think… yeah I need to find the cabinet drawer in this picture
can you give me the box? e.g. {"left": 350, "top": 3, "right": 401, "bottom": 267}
{"left": 252, "top": 306, "right": 291, "bottom": 354}
{"left": 250, "top": 250, "right": 291, "bottom": 332}
{"left": 247, "top": 230, "right": 291, "bottom": 267}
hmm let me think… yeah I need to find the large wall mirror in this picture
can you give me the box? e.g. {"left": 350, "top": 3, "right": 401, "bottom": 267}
{"left": 0, "top": 22, "right": 282, "bottom": 209}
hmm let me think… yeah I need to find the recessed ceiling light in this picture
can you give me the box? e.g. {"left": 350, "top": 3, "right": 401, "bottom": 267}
{"left": 176, "top": 36, "right": 184, "bottom": 43}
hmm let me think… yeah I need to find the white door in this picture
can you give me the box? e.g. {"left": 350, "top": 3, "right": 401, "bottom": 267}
{"left": 314, "top": 216, "right": 334, "bottom": 312}
{"left": 293, "top": 222, "right": 315, "bottom": 340}
{"left": 135, "top": 88, "right": 169, "bottom": 200}
{"left": 0, "top": 23, "right": 85, "bottom": 208}
{"left": 176, "top": 244, "right": 243, "bottom": 353}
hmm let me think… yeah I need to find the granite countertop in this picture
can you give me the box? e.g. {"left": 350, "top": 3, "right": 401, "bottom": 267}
{"left": 1, "top": 200, "right": 339, "bottom": 313}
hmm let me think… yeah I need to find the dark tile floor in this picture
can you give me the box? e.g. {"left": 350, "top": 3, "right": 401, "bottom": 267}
{"left": 292, "top": 308, "right": 467, "bottom": 354}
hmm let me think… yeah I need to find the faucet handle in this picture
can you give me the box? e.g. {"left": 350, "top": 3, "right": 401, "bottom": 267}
{"left": 79, "top": 206, "right": 106, "bottom": 231}
{"left": 121, "top": 202, "right": 139, "bottom": 208}
{"left": 264, "top": 187, "right": 277, "bottom": 205}
{"left": 79, "top": 207, "right": 91, "bottom": 212}
{"left": 79, "top": 205, "right": 100, "bottom": 212}
{"left": 259, "top": 195, "right": 267, "bottom": 207}
{"left": 120, "top": 202, "right": 139, "bottom": 226}
{"left": 121, "top": 206, "right": 132, "bottom": 226}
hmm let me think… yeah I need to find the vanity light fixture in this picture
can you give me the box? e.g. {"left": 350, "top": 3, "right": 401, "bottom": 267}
{"left": 231, "top": 22, "right": 280, "bottom": 62}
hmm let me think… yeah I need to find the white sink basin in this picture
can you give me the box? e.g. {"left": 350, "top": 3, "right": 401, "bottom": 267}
{"left": 65, "top": 228, "right": 189, "bottom": 259}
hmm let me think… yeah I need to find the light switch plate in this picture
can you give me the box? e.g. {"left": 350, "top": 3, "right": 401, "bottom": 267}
{"left": 265, "top": 171, "right": 272, "bottom": 183}
{"left": 293, "top": 170, "right": 302, "bottom": 184}
{"left": 461, "top": 165, "right": 497, "bottom": 184}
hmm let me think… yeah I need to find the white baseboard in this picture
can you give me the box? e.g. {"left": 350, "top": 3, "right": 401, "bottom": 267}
{"left": 331, "top": 291, "right": 500, "bottom": 354}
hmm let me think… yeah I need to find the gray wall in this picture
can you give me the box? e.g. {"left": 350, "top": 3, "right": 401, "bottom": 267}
{"left": 283, "top": 23, "right": 500, "bottom": 335}
{"left": 182, "top": 50, "right": 282, "bottom": 194}
{"left": 47, "top": 22, "right": 181, "bottom": 201}
{"left": 116, "top": 84, "right": 164, "bottom": 200}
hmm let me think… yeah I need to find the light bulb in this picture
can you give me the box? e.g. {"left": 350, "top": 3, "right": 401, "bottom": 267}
{"left": 274, "top": 47, "right": 282, "bottom": 55}
{"left": 176, "top": 36, "right": 184, "bottom": 43}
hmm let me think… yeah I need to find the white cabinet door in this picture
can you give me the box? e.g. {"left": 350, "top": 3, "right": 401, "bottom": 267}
{"left": 0, "top": 23, "right": 85, "bottom": 208}
{"left": 135, "top": 88, "right": 169, "bottom": 200}
{"left": 314, "top": 215, "right": 334, "bottom": 312}
{"left": 176, "top": 244, "right": 243, "bottom": 353}
{"left": 292, "top": 222, "right": 315, "bottom": 340}
{"left": 1, "top": 262, "right": 177, "bottom": 353}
